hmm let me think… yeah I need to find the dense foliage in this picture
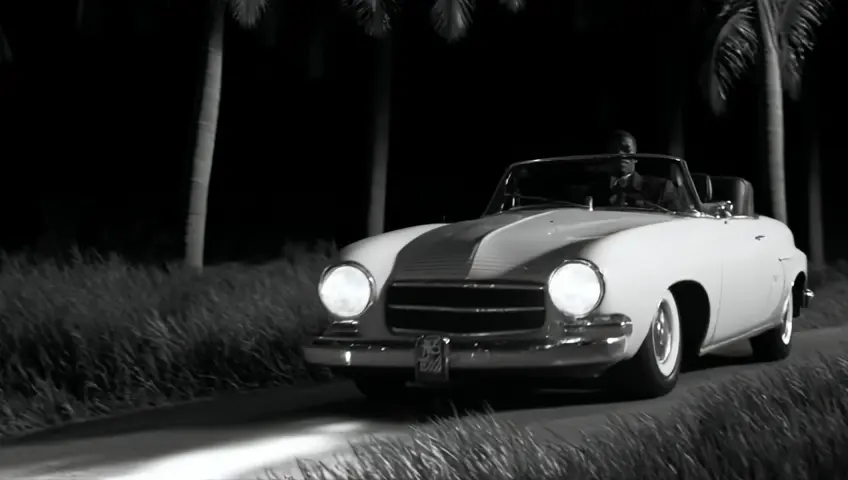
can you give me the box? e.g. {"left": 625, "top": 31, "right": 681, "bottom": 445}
{"left": 0, "top": 243, "right": 335, "bottom": 436}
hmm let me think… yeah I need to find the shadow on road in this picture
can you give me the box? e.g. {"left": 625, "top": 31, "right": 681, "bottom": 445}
{"left": 364, "top": 343, "right": 758, "bottom": 425}
{"left": 0, "top": 342, "right": 760, "bottom": 478}
{"left": 3, "top": 342, "right": 756, "bottom": 448}
{"left": 0, "top": 382, "right": 364, "bottom": 446}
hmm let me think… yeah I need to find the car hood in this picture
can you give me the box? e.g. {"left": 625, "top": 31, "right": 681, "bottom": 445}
{"left": 391, "top": 208, "right": 675, "bottom": 283}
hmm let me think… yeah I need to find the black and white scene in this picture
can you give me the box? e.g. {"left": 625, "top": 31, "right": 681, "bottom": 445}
{"left": 0, "top": 0, "right": 847, "bottom": 478}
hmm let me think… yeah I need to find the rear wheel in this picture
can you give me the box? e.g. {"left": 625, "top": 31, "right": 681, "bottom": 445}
{"left": 609, "top": 290, "right": 682, "bottom": 399}
{"left": 750, "top": 289, "right": 793, "bottom": 362}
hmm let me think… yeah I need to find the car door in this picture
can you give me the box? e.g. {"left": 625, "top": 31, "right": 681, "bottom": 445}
{"left": 711, "top": 216, "right": 784, "bottom": 343}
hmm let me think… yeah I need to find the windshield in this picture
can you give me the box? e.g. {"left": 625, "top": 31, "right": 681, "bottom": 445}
{"left": 483, "top": 154, "right": 701, "bottom": 216}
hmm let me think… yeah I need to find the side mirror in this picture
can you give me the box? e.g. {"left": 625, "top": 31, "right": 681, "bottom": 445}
{"left": 691, "top": 173, "right": 713, "bottom": 202}
{"left": 715, "top": 200, "right": 734, "bottom": 218}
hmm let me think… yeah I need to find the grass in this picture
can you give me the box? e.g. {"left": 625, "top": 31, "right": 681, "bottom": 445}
{"left": 0, "top": 244, "right": 846, "bottom": 451}
{"left": 285, "top": 264, "right": 848, "bottom": 480}
{"left": 803, "top": 261, "right": 848, "bottom": 329}
{"left": 0, "top": 242, "right": 337, "bottom": 437}
{"left": 292, "top": 349, "right": 848, "bottom": 480}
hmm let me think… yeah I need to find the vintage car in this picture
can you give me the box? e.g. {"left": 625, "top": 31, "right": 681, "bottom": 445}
{"left": 302, "top": 153, "right": 815, "bottom": 400}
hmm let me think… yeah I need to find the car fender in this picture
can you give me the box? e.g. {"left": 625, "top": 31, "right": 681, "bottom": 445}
{"left": 759, "top": 216, "right": 808, "bottom": 297}
{"left": 339, "top": 224, "right": 448, "bottom": 295}
{"left": 581, "top": 216, "right": 724, "bottom": 359}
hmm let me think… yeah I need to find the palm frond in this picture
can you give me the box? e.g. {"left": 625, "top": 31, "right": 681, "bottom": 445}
{"left": 431, "top": 0, "right": 475, "bottom": 42}
{"left": 778, "top": 0, "right": 831, "bottom": 99}
{"left": 500, "top": 0, "right": 526, "bottom": 13}
{"left": 345, "top": 0, "right": 396, "bottom": 38}
{"left": 0, "top": 21, "right": 11, "bottom": 65}
{"left": 702, "top": 0, "right": 759, "bottom": 115}
{"left": 229, "top": 0, "right": 269, "bottom": 28}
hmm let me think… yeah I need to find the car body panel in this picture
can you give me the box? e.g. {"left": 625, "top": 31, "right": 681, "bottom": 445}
{"left": 340, "top": 223, "right": 448, "bottom": 294}
{"left": 304, "top": 156, "right": 811, "bottom": 384}
{"left": 340, "top": 208, "right": 721, "bottom": 358}
{"left": 390, "top": 209, "right": 675, "bottom": 284}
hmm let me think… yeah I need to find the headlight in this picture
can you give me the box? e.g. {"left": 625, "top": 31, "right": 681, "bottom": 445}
{"left": 547, "top": 260, "right": 604, "bottom": 318}
{"left": 318, "top": 262, "right": 376, "bottom": 319}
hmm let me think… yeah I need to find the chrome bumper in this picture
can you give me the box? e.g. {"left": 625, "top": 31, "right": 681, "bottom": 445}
{"left": 802, "top": 288, "right": 814, "bottom": 308}
{"left": 302, "top": 315, "right": 632, "bottom": 370}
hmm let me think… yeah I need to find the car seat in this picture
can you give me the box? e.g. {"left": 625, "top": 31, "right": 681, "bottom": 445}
{"left": 707, "top": 176, "right": 756, "bottom": 216}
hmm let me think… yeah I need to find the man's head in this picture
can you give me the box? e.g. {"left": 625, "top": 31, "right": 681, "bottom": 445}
{"left": 606, "top": 130, "right": 638, "bottom": 176}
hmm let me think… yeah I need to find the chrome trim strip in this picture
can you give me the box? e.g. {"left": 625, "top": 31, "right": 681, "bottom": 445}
{"left": 390, "top": 281, "right": 544, "bottom": 290}
{"left": 305, "top": 336, "right": 628, "bottom": 370}
{"left": 387, "top": 305, "right": 545, "bottom": 313}
{"left": 484, "top": 154, "right": 705, "bottom": 216}
{"left": 561, "top": 314, "right": 633, "bottom": 338}
{"left": 802, "top": 288, "right": 814, "bottom": 308}
{"left": 304, "top": 314, "right": 633, "bottom": 370}
{"left": 390, "top": 327, "right": 540, "bottom": 338}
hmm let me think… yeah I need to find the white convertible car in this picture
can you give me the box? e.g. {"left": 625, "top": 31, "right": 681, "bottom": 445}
{"left": 303, "top": 154, "right": 814, "bottom": 400}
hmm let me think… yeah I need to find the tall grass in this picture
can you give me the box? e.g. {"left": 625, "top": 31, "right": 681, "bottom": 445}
{"left": 293, "top": 350, "right": 848, "bottom": 480}
{"left": 0, "top": 242, "right": 336, "bottom": 436}
{"left": 1, "top": 247, "right": 846, "bottom": 440}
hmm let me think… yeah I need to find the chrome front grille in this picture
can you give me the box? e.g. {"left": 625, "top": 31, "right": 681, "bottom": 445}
{"left": 385, "top": 281, "right": 547, "bottom": 334}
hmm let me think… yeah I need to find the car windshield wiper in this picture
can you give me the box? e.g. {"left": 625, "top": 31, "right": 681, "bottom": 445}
{"left": 505, "top": 194, "right": 588, "bottom": 209}
{"left": 599, "top": 200, "right": 675, "bottom": 214}
{"left": 634, "top": 200, "right": 676, "bottom": 214}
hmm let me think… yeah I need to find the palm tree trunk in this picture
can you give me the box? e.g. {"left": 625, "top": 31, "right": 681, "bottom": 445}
{"left": 757, "top": 0, "right": 787, "bottom": 224}
{"left": 185, "top": 0, "right": 225, "bottom": 271}
{"left": 803, "top": 90, "right": 824, "bottom": 271}
{"left": 0, "top": 20, "right": 12, "bottom": 64}
{"left": 366, "top": 37, "right": 392, "bottom": 237}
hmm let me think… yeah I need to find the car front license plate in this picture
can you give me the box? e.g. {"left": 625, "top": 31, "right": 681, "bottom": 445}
{"left": 414, "top": 335, "right": 450, "bottom": 384}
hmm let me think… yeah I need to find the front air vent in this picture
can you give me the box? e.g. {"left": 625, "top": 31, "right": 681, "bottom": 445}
{"left": 385, "top": 281, "right": 547, "bottom": 334}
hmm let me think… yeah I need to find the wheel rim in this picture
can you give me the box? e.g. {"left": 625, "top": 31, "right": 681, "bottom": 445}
{"left": 780, "top": 293, "right": 793, "bottom": 345}
{"left": 652, "top": 300, "right": 677, "bottom": 375}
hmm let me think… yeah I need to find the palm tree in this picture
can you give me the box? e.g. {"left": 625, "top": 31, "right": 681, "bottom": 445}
{"left": 349, "top": 0, "right": 525, "bottom": 236}
{"left": 703, "top": 0, "right": 831, "bottom": 224}
{"left": 800, "top": 60, "right": 824, "bottom": 273}
{"left": 0, "top": 20, "right": 12, "bottom": 65}
{"left": 184, "top": 0, "right": 268, "bottom": 271}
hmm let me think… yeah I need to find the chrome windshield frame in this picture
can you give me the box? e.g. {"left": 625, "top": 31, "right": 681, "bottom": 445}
{"left": 482, "top": 153, "right": 705, "bottom": 217}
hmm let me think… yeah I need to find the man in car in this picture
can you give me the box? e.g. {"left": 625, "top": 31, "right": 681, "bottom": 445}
{"left": 588, "top": 130, "right": 684, "bottom": 210}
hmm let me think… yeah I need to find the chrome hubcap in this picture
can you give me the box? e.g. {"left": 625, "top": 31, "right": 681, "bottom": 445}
{"left": 652, "top": 302, "right": 673, "bottom": 364}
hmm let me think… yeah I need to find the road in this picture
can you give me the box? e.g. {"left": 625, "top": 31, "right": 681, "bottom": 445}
{"left": 0, "top": 326, "right": 845, "bottom": 480}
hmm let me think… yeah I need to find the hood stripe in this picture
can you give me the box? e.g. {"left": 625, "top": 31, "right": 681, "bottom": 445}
{"left": 392, "top": 208, "right": 675, "bottom": 283}
{"left": 391, "top": 211, "right": 551, "bottom": 282}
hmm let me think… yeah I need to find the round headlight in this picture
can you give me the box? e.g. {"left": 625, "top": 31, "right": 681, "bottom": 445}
{"left": 547, "top": 260, "right": 604, "bottom": 318}
{"left": 318, "top": 262, "right": 375, "bottom": 319}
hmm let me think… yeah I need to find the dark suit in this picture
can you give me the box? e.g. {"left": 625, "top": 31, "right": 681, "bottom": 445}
{"left": 587, "top": 172, "right": 683, "bottom": 210}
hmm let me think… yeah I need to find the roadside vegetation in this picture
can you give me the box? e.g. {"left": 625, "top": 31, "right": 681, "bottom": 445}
{"left": 293, "top": 347, "right": 848, "bottom": 480}
{"left": 0, "top": 253, "right": 846, "bottom": 442}
{"left": 0, "top": 242, "right": 335, "bottom": 437}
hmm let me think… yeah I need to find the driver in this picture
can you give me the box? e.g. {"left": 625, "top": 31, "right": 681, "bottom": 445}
{"left": 588, "top": 130, "right": 683, "bottom": 210}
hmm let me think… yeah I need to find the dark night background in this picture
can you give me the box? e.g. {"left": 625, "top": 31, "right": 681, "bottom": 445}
{"left": 0, "top": 0, "right": 845, "bottom": 264}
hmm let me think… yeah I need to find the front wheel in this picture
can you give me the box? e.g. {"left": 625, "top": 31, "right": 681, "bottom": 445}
{"left": 608, "top": 289, "right": 683, "bottom": 399}
{"left": 750, "top": 289, "right": 793, "bottom": 362}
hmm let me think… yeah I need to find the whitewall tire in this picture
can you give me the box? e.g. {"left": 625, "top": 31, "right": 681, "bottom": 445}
{"left": 609, "top": 289, "right": 683, "bottom": 399}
